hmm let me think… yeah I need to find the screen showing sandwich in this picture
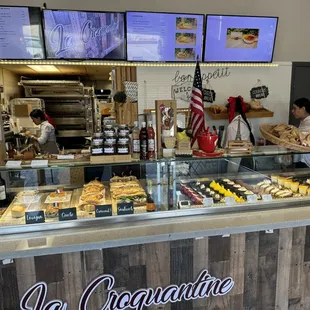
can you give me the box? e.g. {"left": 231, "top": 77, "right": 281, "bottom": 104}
{"left": 204, "top": 15, "right": 278, "bottom": 62}
{"left": 126, "top": 11, "right": 204, "bottom": 62}
{"left": 0, "top": 6, "right": 45, "bottom": 59}
{"left": 43, "top": 9, "right": 125, "bottom": 59}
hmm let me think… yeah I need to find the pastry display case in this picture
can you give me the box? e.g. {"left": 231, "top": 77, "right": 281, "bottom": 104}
{"left": 1, "top": 146, "right": 310, "bottom": 234}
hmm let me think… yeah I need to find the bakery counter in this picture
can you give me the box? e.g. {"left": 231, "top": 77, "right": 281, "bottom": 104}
{"left": 1, "top": 199, "right": 310, "bottom": 260}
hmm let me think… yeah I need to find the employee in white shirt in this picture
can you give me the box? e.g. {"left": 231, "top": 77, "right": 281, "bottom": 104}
{"left": 28, "top": 109, "right": 59, "bottom": 154}
{"left": 292, "top": 98, "right": 310, "bottom": 168}
{"left": 224, "top": 96, "right": 255, "bottom": 171}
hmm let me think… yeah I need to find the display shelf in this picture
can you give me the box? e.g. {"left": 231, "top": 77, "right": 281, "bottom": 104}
{"left": 205, "top": 107, "right": 274, "bottom": 119}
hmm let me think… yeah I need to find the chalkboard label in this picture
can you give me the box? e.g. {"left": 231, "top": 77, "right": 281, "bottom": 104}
{"left": 117, "top": 202, "right": 134, "bottom": 215}
{"left": 203, "top": 88, "right": 216, "bottom": 103}
{"left": 25, "top": 211, "right": 45, "bottom": 224}
{"left": 59, "top": 207, "right": 77, "bottom": 221}
{"left": 95, "top": 204, "right": 112, "bottom": 218}
{"left": 250, "top": 86, "right": 269, "bottom": 99}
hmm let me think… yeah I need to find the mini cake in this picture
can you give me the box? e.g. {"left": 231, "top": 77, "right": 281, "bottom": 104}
{"left": 284, "top": 179, "right": 293, "bottom": 189}
{"left": 278, "top": 177, "right": 286, "bottom": 186}
{"left": 299, "top": 184, "right": 308, "bottom": 195}
{"left": 291, "top": 182, "right": 299, "bottom": 193}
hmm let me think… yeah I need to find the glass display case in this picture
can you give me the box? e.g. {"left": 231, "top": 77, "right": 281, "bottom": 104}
{"left": 1, "top": 146, "right": 310, "bottom": 234}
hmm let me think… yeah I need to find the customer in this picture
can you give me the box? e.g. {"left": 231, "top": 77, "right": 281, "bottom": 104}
{"left": 28, "top": 109, "right": 59, "bottom": 154}
{"left": 292, "top": 97, "right": 310, "bottom": 168}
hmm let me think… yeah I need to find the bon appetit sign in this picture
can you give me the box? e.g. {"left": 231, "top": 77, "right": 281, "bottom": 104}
{"left": 20, "top": 269, "right": 234, "bottom": 310}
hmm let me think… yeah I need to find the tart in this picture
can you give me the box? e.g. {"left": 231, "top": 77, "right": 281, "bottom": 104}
{"left": 278, "top": 177, "right": 286, "bottom": 186}
{"left": 299, "top": 184, "right": 308, "bottom": 195}
{"left": 11, "top": 205, "right": 26, "bottom": 218}
{"left": 284, "top": 179, "right": 293, "bottom": 189}
{"left": 291, "top": 182, "right": 299, "bottom": 193}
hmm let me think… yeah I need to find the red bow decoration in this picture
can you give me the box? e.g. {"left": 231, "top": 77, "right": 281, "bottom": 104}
{"left": 227, "top": 96, "right": 246, "bottom": 123}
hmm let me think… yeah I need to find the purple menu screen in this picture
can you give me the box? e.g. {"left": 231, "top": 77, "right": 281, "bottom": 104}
{"left": 204, "top": 15, "right": 278, "bottom": 62}
{"left": 126, "top": 12, "right": 204, "bottom": 62}
{"left": 0, "top": 7, "right": 44, "bottom": 59}
{"left": 43, "top": 10, "right": 125, "bottom": 59}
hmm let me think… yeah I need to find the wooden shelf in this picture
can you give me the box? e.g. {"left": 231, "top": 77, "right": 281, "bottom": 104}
{"left": 205, "top": 107, "right": 274, "bottom": 120}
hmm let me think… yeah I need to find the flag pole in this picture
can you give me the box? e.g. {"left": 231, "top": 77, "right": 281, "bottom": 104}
{"left": 186, "top": 55, "right": 199, "bottom": 137}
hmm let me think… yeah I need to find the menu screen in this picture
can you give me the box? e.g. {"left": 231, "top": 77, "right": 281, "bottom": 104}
{"left": 0, "top": 6, "right": 45, "bottom": 59}
{"left": 43, "top": 10, "right": 125, "bottom": 59}
{"left": 126, "top": 12, "right": 204, "bottom": 62}
{"left": 204, "top": 15, "right": 278, "bottom": 62}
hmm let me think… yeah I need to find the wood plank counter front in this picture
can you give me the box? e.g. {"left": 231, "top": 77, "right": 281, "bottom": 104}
{"left": 1, "top": 206, "right": 310, "bottom": 310}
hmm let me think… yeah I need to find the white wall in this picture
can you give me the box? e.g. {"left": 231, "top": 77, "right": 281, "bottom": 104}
{"left": 137, "top": 62, "right": 292, "bottom": 139}
{"left": 1, "top": 0, "right": 310, "bottom": 61}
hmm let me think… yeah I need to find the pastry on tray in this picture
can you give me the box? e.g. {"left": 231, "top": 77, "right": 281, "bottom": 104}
{"left": 79, "top": 203, "right": 95, "bottom": 213}
{"left": 80, "top": 193, "right": 104, "bottom": 204}
{"left": 83, "top": 185, "right": 104, "bottom": 194}
{"left": 48, "top": 191, "right": 67, "bottom": 202}
{"left": 45, "top": 204, "right": 59, "bottom": 218}
{"left": 17, "top": 190, "right": 38, "bottom": 197}
{"left": 84, "top": 179, "right": 104, "bottom": 190}
{"left": 11, "top": 205, "right": 26, "bottom": 218}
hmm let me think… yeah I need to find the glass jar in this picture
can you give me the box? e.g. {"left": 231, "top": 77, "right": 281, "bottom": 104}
{"left": 103, "top": 141, "right": 116, "bottom": 155}
{"left": 91, "top": 143, "right": 103, "bottom": 156}
{"left": 103, "top": 125, "right": 115, "bottom": 137}
{"left": 117, "top": 140, "right": 130, "bottom": 155}
{"left": 118, "top": 124, "right": 130, "bottom": 136}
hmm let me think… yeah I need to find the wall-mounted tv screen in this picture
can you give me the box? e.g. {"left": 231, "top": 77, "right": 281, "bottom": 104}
{"left": 0, "top": 6, "right": 45, "bottom": 59}
{"left": 126, "top": 11, "right": 204, "bottom": 62}
{"left": 43, "top": 10, "right": 125, "bottom": 60}
{"left": 204, "top": 15, "right": 278, "bottom": 62}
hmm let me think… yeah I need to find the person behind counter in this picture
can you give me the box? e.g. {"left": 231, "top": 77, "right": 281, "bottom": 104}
{"left": 223, "top": 96, "right": 255, "bottom": 171}
{"left": 292, "top": 97, "right": 310, "bottom": 168}
{"left": 27, "top": 109, "right": 59, "bottom": 154}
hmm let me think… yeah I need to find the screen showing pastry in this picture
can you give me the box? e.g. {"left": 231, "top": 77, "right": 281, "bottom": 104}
{"left": 126, "top": 12, "right": 204, "bottom": 61}
{"left": 0, "top": 6, "right": 45, "bottom": 59}
{"left": 204, "top": 15, "right": 278, "bottom": 62}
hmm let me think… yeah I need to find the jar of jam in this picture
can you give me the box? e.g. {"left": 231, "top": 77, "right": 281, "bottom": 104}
{"left": 91, "top": 143, "right": 103, "bottom": 156}
{"left": 118, "top": 124, "right": 130, "bottom": 136}
{"left": 117, "top": 140, "right": 129, "bottom": 154}
{"left": 103, "top": 141, "right": 116, "bottom": 155}
{"left": 104, "top": 125, "right": 115, "bottom": 137}
{"left": 117, "top": 134, "right": 130, "bottom": 144}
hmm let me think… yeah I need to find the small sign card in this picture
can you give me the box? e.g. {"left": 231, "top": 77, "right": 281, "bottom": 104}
{"left": 250, "top": 85, "right": 269, "bottom": 99}
{"left": 59, "top": 207, "right": 77, "bottom": 221}
{"left": 25, "top": 211, "right": 45, "bottom": 224}
{"left": 117, "top": 202, "right": 134, "bottom": 216}
{"left": 225, "top": 197, "right": 236, "bottom": 206}
{"left": 203, "top": 197, "right": 214, "bottom": 207}
{"left": 203, "top": 88, "right": 216, "bottom": 103}
{"left": 57, "top": 155, "right": 75, "bottom": 160}
{"left": 95, "top": 204, "right": 112, "bottom": 218}
{"left": 6, "top": 161, "right": 22, "bottom": 168}
{"left": 31, "top": 160, "right": 48, "bottom": 168}
{"left": 247, "top": 194, "right": 258, "bottom": 203}
{"left": 262, "top": 194, "right": 273, "bottom": 202}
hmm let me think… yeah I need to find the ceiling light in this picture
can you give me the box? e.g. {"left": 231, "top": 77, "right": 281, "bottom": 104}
{"left": 27, "top": 65, "right": 60, "bottom": 73}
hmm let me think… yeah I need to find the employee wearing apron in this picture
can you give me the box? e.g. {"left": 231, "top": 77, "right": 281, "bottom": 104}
{"left": 292, "top": 98, "right": 310, "bottom": 168}
{"left": 28, "top": 109, "right": 59, "bottom": 154}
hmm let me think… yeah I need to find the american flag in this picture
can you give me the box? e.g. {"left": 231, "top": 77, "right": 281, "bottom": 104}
{"left": 189, "top": 61, "right": 205, "bottom": 147}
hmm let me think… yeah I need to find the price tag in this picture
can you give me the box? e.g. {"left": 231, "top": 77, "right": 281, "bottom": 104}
{"left": 95, "top": 204, "right": 112, "bottom": 218}
{"left": 59, "top": 207, "right": 77, "bottom": 221}
{"left": 203, "top": 197, "right": 214, "bottom": 207}
{"left": 25, "top": 211, "right": 45, "bottom": 224}
{"left": 225, "top": 197, "right": 236, "bottom": 206}
{"left": 250, "top": 85, "right": 269, "bottom": 99}
{"left": 31, "top": 160, "right": 48, "bottom": 168}
{"left": 57, "top": 155, "right": 75, "bottom": 160}
{"left": 6, "top": 161, "right": 21, "bottom": 168}
{"left": 262, "top": 194, "right": 273, "bottom": 202}
{"left": 247, "top": 194, "right": 258, "bottom": 203}
{"left": 117, "top": 202, "right": 134, "bottom": 215}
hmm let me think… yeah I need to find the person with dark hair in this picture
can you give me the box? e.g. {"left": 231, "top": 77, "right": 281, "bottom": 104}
{"left": 27, "top": 109, "right": 59, "bottom": 154}
{"left": 292, "top": 98, "right": 310, "bottom": 168}
{"left": 224, "top": 96, "right": 255, "bottom": 147}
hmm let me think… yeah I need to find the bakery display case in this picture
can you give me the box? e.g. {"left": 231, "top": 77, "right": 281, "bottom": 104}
{"left": 1, "top": 147, "right": 310, "bottom": 233}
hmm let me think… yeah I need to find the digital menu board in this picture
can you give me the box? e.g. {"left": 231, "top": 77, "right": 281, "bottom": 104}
{"left": 126, "top": 11, "right": 204, "bottom": 62}
{"left": 204, "top": 15, "right": 278, "bottom": 62}
{"left": 0, "top": 6, "right": 45, "bottom": 59}
{"left": 43, "top": 10, "right": 125, "bottom": 59}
